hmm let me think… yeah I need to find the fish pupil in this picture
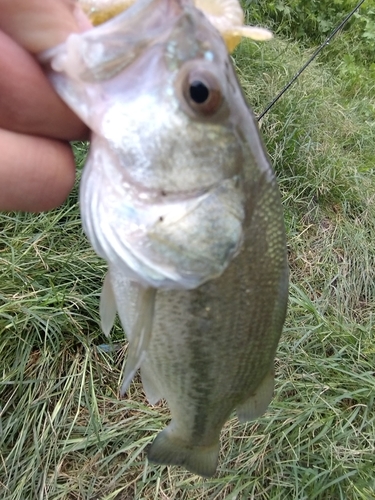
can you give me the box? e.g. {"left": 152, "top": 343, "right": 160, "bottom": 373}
{"left": 189, "top": 81, "right": 210, "bottom": 104}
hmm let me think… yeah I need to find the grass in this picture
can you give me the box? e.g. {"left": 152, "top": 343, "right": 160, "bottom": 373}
{"left": 1, "top": 30, "right": 375, "bottom": 500}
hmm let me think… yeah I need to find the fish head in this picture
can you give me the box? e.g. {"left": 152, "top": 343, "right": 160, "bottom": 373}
{"left": 41, "top": 0, "right": 259, "bottom": 289}
{"left": 100, "top": 6, "right": 245, "bottom": 190}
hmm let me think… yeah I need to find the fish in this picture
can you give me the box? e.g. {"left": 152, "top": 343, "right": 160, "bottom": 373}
{"left": 39, "top": 0, "right": 288, "bottom": 477}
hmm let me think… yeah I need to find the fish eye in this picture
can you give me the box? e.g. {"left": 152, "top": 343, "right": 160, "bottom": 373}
{"left": 181, "top": 68, "right": 223, "bottom": 117}
{"left": 189, "top": 81, "right": 210, "bottom": 104}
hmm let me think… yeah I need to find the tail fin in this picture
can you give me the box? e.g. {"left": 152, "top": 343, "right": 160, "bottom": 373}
{"left": 148, "top": 426, "right": 220, "bottom": 478}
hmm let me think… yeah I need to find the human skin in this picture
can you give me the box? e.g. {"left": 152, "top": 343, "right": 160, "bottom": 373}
{"left": 0, "top": 0, "right": 90, "bottom": 212}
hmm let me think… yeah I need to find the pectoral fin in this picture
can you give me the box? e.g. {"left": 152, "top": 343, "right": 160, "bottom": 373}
{"left": 236, "top": 369, "right": 275, "bottom": 422}
{"left": 99, "top": 271, "right": 117, "bottom": 337}
{"left": 120, "top": 287, "right": 156, "bottom": 396}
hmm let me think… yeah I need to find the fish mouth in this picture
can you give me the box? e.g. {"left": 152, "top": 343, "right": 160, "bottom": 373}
{"left": 119, "top": 170, "right": 240, "bottom": 203}
{"left": 123, "top": 177, "right": 214, "bottom": 204}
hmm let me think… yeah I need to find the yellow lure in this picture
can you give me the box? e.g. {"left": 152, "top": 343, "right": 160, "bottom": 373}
{"left": 78, "top": 0, "right": 272, "bottom": 52}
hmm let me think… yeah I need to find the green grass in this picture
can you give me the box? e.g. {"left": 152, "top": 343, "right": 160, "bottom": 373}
{"left": 1, "top": 34, "right": 375, "bottom": 500}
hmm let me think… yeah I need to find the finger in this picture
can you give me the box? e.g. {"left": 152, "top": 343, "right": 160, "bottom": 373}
{"left": 0, "top": 30, "right": 88, "bottom": 140}
{"left": 0, "top": 128, "right": 76, "bottom": 212}
{"left": 0, "top": 0, "right": 84, "bottom": 54}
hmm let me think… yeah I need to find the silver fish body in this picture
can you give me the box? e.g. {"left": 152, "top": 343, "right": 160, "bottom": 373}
{"left": 40, "top": 0, "right": 288, "bottom": 477}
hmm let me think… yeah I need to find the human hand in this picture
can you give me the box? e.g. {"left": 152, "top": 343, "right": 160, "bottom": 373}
{"left": 0, "top": 0, "right": 90, "bottom": 212}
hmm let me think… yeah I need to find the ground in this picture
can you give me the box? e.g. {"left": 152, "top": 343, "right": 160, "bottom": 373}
{"left": 0, "top": 28, "right": 374, "bottom": 500}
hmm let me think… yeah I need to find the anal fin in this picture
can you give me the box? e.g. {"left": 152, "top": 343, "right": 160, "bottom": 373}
{"left": 236, "top": 369, "right": 275, "bottom": 422}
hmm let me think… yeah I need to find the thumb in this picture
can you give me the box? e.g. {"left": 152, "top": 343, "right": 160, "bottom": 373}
{"left": 0, "top": 0, "right": 90, "bottom": 54}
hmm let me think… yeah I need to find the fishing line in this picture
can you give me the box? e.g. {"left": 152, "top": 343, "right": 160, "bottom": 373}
{"left": 257, "top": 0, "right": 367, "bottom": 121}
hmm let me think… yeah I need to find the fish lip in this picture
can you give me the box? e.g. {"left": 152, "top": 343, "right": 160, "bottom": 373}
{"left": 128, "top": 182, "right": 227, "bottom": 204}
{"left": 113, "top": 168, "right": 242, "bottom": 204}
